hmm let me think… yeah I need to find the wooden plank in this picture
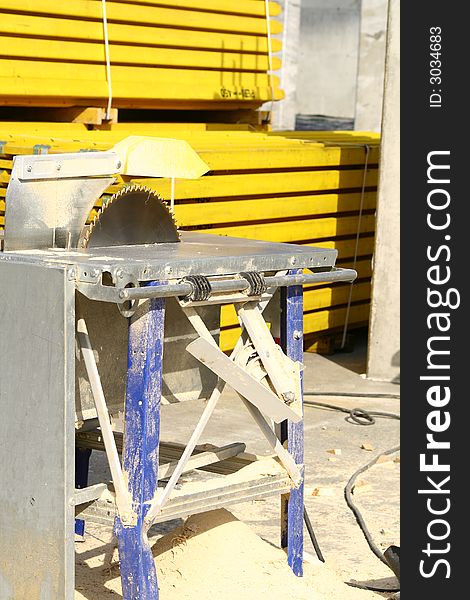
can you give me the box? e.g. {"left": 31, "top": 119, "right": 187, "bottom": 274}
{"left": 186, "top": 336, "right": 301, "bottom": 423}
{"left": 158, "top": 442, "right": 246, "bottom": 479}
{"left": 136, "top": 168, "right": 378, "bottom": 199}
{"left": 220, "top": 279, "right": 371, "bottom": 329}
{"left": 0, "top": 12, "right": 282, "bottom": 53}
{"left": 74, "top": 483, "right": 107, "bottom": 506}
{"left": 75, "top": 433, "right": 257, "bottom": 475}
{"left": 200, "top": 214, "right": 375, "bottom": 243}
{"left": 173, "top": 192, "right": 376, "bottom": 226}
{"left": 79, "top": 458, "right": 291, "bottom": 526}
{"left": 0, "top": 130, "right": 381, "bottom": 168}
{"left": 0, "top": 58, "right": 280, "bottom": 88}
{"left": 0, "top": 1, "right": 283, "bottom": 35}
{"left": 103, "top": 0, "right": 282, "bottom": 17}
{"left": 303, "top": 235, "right": 375, "bottom": 258}
{"left": 0, "top": 35, "right": 281, "bottom": 72}
{"left": 219, "top": 302, "right": 371, "bottom": 352}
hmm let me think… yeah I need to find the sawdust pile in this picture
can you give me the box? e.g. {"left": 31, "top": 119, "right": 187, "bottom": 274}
{"left": 75, "top": 509, "right": 374, "bottom": 599}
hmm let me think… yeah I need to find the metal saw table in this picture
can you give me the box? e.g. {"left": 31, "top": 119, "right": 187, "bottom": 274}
{"left": 0, "top": 150, "right": 356, "bottom": 599}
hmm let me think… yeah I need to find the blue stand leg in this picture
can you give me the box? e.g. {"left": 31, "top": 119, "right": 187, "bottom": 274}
{"left": 75, "top": 446, "right": 92, "bottom": 537}
{"left": 280, "top": 272, "right": 304, "bottom": 576}
{"left": 115, "top": 286, "right": 165, "bottom": 600}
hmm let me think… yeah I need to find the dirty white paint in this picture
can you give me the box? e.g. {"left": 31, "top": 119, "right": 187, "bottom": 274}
{"left": 296, "top": 0, "right": 361, "bottom": 119}
{"left": 355, "top": 0, "right": 388, "bottom": 131}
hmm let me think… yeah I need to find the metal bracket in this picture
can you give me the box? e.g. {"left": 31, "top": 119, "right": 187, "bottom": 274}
{"left": 4, "top": 152, "right": 120, "bottom": 251}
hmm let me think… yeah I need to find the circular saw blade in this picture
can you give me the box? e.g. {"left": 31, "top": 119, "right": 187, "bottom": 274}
{"left": 79, "top": 184, "right": 180, "bottom": 248}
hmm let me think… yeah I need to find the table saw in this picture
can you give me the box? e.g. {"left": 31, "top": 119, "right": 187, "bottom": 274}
{"left": 0, "top": 143, "right": 356, "bottom": 599}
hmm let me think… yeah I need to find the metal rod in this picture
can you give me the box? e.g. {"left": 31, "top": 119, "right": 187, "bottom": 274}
{"left": 119, "top": 269, "right": 357, "bottom": 301}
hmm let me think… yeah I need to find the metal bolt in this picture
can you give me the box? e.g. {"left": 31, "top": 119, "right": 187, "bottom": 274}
{"left": 68, "top": 497, "right": 75, "bottom": 507}
{"left": 293, "top": 330, "right": 302, "bottom": 340}
{"left": 283, "top": 391, "right": 295, "bottom": 404}
{"left": 67, "top": 268, "right": 76, "bottom": 281}
{"left": 56, "top": 163, "right": 62, "bottom": 171}
{"left": 165, "top": 265, "right": 173, "bottom": 275}
{"left": 26, "top": 165, "right": 32, "bottom": 173}
{"left": 116, "top": 160, "right": 122, "bottom": 170}
{"left": 119, "top": 290, "right": 128, "bottom": 300}
{"left": 290, "top": 257, "right": 297, "bottom": 265}
{"left": 116, "top": 268, "right": 124, "bottom": 279}
{"left": 91, "top": 268, "right": 100, "bottom": 278}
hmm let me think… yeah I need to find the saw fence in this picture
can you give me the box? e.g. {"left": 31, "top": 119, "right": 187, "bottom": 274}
{"left": 0, "top": 124, "right": 378, "bottom": 350}
{"left": 0, "top": 0, "right": 282, "bottom": 110}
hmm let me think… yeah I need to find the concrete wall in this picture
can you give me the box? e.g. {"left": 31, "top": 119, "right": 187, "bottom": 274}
{"left": 355, "top": 0, "right": 388, "bottom": 131}
{"left": 367, "top": 0, "right": 400, "bottom": 382}
{"left": 296, "top": 0, "right": 361, "bottom": 119}
{"left": 272, "top": 0, "right": 302, "bottom": 130}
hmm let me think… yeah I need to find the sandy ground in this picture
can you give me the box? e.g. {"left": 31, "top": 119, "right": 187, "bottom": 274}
{"left": 77, "top": 334, "right": 400, "bottom": 599}
{"left": 75, "top": 509, "right": 382, "bottom": 600}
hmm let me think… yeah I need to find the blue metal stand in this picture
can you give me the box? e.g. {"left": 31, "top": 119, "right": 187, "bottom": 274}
{"left": 115, "top": 285, "right": 165, "bottom": 600}
{"left": 75, "top": 447, "right": 92, "bottom": 537}
{"left": 280, "top": 271, "right": 305, "bottom": 576}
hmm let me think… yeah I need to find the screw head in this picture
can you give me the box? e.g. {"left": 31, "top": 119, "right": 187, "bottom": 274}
{"left": 56, "top": 163, "right": 62, "bottom": 171}
{"left": 116, "top": 160, "right": 122, "bottom": 170}
{"left": 290, "top": 257, "right": 297, "bottom": 265}
{"left": 283, "top": 391, "right": 295, "bottom": 404}
{"left": 293, "top": 330, "right": 302, "bottom": 340}
{"left": 116, "top": 268, "right": 124, "bottom": 279}
{"left": 26, "top": 165, "right": 32, "bottom": 173}
{"left": 165, "top": 265, "right": 173, "bottom": 275}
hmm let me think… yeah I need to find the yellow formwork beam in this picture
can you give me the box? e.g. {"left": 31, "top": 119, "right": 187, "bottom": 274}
{"left": 0, "top": 0, "right": 283, "bottom": 35}
{"left": 303, "top": 235, "right": 375, "bottom": 259}
{"left": 273, "top": 131, "right": 381, "bottom": 142}
{"left": 0, "top": 59, "right": 280, "bottom": 89}
{"left": 220, "top": 279, "right": 371, "bottom": 329}
{"left": 0, "top": 140, "right": 380, "bottom": 170}
{"left": 103, "top": 0, "right": 282, "bottom": 17}
{"left": 219, "top": 303, "right": 371, "bottom": 352}
{"left": 0, "top": 12, "right": 281, "bottom": 54}
{"left": 195, "top": 215, "right": 375, "bottom": 243}
{"left": 134, "top": 168, "right": 378, "bottom": 200}
{"left": 172, "top": 192, "right": 376, "bottom": 227}
{"left": 0, "top": 127, "right": 380, "bottom": 169}
{"left": 0, "top": 36, "right": 281, "bottom": 73}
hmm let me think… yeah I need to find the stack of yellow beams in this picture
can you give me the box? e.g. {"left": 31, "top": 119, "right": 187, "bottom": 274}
{"left": 0, "top": 0, "right": 282, "bottom": 110}
{"left": 0, "top": 123, "right": 378, "bottom": 350}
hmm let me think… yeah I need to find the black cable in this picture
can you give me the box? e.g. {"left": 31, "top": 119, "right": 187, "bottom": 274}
{"left": 344, "top": 445, "right": 400, "bottom": 565}
{"left": 303, "top": 507, "right": 325, "bottom": 562}
{"left": 304, "top": 390, "right": 400, "bottom": 400}
{"left": 302, "top": 398, "right": 400, "bottom": 594}
{"left": 347, "top": 580, "right": 400, "bottom": 593}
{"left": 303, "top": 398, "right": 400, "bottom": 426}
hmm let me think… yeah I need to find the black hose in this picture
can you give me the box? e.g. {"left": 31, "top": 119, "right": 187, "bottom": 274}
{"left": 303, "top": 398, "right": 400, "bottom": 426}
{"left": 302, "top": 398, "right": 400, "bottom": 595}
{"left": 304, "top": 390, "right": 399, "bottom": 399}
{"left": 303, "top": 507, "right": 325, "bottom": 562}
{"left": 344, "top": 445, "right": 400, "bottom": 565}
